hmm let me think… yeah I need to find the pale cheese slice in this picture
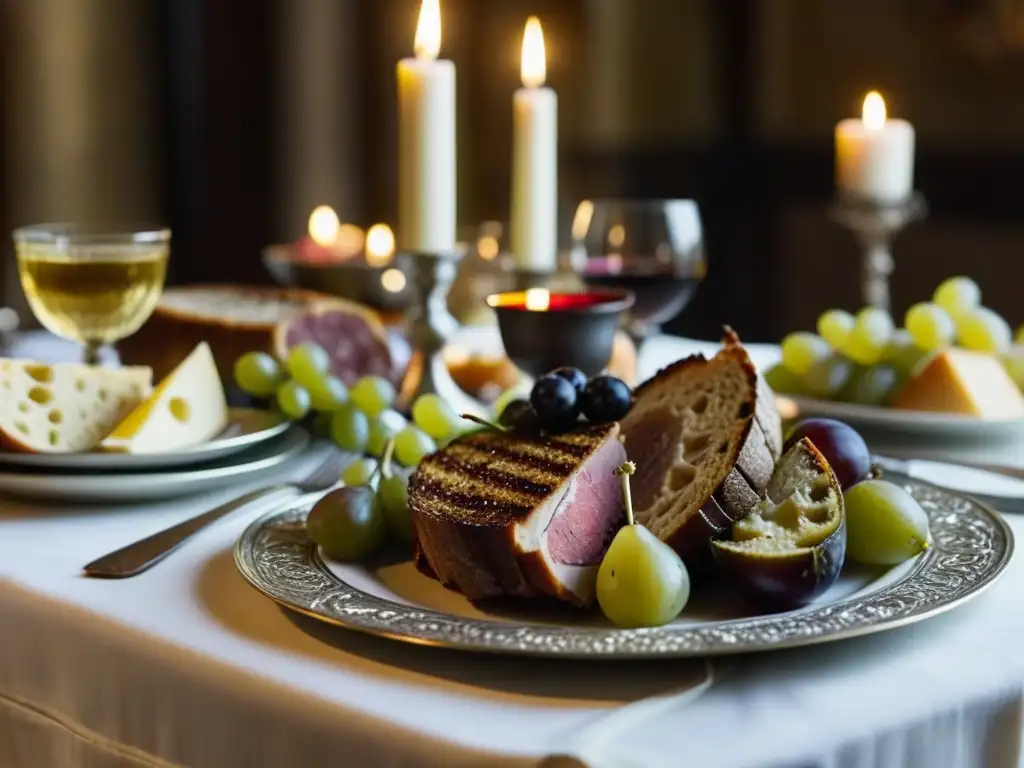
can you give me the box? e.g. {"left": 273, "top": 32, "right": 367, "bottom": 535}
{"left": 101, "top": 342, "right": 228, "bottom": 454}
{"left": 0, "top": 360, "right": 152, "bottom": 453}
{"left": 892, "top": 348, "right": 1024, "bottom": 419}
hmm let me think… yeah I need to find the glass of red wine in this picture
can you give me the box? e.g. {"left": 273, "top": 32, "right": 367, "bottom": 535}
{"left": 570, "top": 199, "right": 705, "bottom": 345}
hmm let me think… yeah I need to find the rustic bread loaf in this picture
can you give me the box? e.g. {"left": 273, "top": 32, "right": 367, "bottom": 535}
{"left": 118, "top": 285, "right": 393, "bottom": 387}
{"left": 618, "top": 329, "right": 782, "bottom": 567}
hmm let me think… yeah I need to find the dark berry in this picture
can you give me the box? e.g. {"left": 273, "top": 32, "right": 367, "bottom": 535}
{"left": 580, "top": 376, "right": 632, "bottom": 422}
{"left": 550, "top": 366, "right": 588, "bottom": 395}
{"left": 529, "top": 375, "right": 580, "bottom": 431}
{"left": 498, "top": 399, "right": 538, "bottom": 431}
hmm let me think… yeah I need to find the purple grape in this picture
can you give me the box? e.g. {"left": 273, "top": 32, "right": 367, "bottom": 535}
{"left": 581, "top": 376, "right": 632, "bottom": 422}
{"left": 530, "top": 375, "right": 580, "bottom": 431}
{"left": 783, "top": 418, "right": 870, "bottom": 490}
{"left": 550, "top": 367, "right": 588, "bottom": 395}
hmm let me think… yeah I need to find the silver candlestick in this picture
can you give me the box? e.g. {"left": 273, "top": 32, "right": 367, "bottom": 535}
{"left": 829, "top": 193, "right": 927, "bottom": 313}
{"left": 396, "top": 250, "right": 462, "bottom": 410}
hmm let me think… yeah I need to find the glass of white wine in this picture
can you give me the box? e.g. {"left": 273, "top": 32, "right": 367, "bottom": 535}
{"left": 13, "top": 223, "right": 170, "bottom": 364}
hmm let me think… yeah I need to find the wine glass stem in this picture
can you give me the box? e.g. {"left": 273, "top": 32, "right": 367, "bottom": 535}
{"left": 83, "top": 340, "right": 103, "bottom": 365}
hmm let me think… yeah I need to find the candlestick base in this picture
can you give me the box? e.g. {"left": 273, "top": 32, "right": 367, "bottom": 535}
{"left": 829, "top": 193, "right": 927, "bottom": 313}
{"left": 396, "top": 250, "right": 465, "bottom": 411}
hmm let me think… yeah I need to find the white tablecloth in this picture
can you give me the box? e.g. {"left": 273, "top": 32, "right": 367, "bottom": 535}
{"left": 0, "top": 332, "right": 1023, "bottom": 768}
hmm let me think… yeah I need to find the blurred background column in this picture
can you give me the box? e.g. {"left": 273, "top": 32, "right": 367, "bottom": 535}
{"left": 277, "top": 0, "right": 363, "bottom": 237}
{"left": 1, "top": 0, "right": 162, "bottom": 319}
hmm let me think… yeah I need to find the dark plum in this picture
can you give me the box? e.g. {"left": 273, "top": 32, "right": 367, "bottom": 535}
{"left": 530, "top": 375, "right": 580, "bottom": 431}
{"left": 783, "top": 418, "right": 870, "bottom": 490}
{"left": 550, "top": 366, "right": 588, "bottom": 395}
{"left": 581, "top": 375, "right": 632, "bottom": 423}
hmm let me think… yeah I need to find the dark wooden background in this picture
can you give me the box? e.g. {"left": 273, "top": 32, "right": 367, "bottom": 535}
{"left": 3, "top": 0, "right": 1024, "bottom": 342}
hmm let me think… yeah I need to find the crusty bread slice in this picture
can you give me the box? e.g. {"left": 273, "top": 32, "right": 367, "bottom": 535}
{"left": 0, "top": 360, "right": 152, "bottom": 453}
{"left": 619, "top": 329, "right": 782, "bottom": 567}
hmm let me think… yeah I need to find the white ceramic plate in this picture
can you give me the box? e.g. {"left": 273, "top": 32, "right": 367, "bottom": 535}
{"left": 0, "top": 428, "right": 309, "bottom": 503}
{"left": 0, "top": 408, "right": 291, "bottom": 471}
{"left": 788, "top": 396, "right": 1024, "bottom": 443}
{"left": 235, "top": 476, "right": 1012, "bottom": 658}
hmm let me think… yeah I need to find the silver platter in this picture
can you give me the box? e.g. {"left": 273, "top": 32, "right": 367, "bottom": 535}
{"left": 0, "top": 408, "right": 290, "bottom": 471}
{"left": 235, "top": 477, "right": 1013, "bottom": 658}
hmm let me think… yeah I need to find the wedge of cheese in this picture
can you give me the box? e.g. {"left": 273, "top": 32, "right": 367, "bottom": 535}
{"left": 102, "top": 342, "right": 228, "bottom": 454}
{"left": 0, "top": 360, "right": 152, "bottom": 453}
{"left": 892, "top": 348, "right": 1024, "bottom": 419}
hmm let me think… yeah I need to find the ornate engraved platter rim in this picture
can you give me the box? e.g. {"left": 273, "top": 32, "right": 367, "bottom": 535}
{"left": 234, "top": 477, "right": 1014, "bottom": 658}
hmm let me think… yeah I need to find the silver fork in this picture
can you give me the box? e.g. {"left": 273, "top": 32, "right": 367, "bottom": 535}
{"left": 83, "top": 449, "right": 351, "bottom": 579}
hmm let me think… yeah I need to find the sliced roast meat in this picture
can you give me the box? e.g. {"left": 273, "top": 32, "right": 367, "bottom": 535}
{"left": 410, "top": 423, "right": 626, "bottom": 606}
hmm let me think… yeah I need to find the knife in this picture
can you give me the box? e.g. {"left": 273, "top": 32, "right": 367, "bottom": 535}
{"left": 872, "top": 454, "right": 1024, "bottom": 515}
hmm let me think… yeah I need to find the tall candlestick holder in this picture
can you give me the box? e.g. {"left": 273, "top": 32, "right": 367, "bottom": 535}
{"left": 395, "top": 250, "right": 484, "bottom": 416}
{"left": 829, "top": 193, "right": 927, "bottom": 313}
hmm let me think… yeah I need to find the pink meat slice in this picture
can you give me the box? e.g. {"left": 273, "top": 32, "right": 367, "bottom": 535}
{"left": 544, "top": 437, "right": 626, "bottom": 565}
{"left": 284, "top": 311, "right": 394, "bottom": 385}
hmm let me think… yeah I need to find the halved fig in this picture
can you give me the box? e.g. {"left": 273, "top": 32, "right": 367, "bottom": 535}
{"left": 710, "top": 437, "right": 845, "bottom": 609}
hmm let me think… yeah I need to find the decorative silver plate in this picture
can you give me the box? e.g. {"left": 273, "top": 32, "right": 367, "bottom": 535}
{"left": 0, "top": 408, "right": 290, "bottom": 471}
{"left": 235, "top": 477, "right": 1014, "bottom": 658}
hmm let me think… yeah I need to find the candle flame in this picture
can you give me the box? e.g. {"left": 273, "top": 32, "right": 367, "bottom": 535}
{"left": 571, "top": 200, "right": 593, "bottom": 242}
{"left": 365, "top": 223, "right": 396, "bottom": 266}
{"left": 477, "top": 235, "right": 500, "bottom": 260}
{"left": 524, "top": 288, "right": 550, "bottom": 311}
{"left": 381, "top": 267, "right": 407, "bottom": 293}
{"left": 308, "top": 205, "right": 340, "bottom": 246}
{"left": 521, "top": 16, "right": 547, "bottom": 88}
{"left": 415, "top": 0, "right": 442, "bottom": 60}
{"left": 862, "top": 91, "right": 886, "bottom": 131}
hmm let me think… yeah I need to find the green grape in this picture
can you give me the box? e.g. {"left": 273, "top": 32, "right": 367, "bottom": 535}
{"left": 763, "top": 363, "right": 806, "bottom": 396}
{"left": 350, "top": 376, "right": 396, "bottom": 418}
{"left": 1002, "top": 347, "right": 1024, "bottom": 391}
{"left": 380, "top": 467, "right": 414, "bottom": 545}
{"left": 597, "top": 524, "right": 691, "bottom": 628}
{"left": 803, "top": 355, "right": 852, "bottom": 399}
{"left": 1016, "top": 325, "right": 1024, "bottom": 346}
{"left": 837, "top": 364, "right": 899, "bottom": 406}
{"left": 845, "top": 308, "right": 893, "bottom": 365}
{"left": 309, "top": 376, "right": 348, "bottom": 412}
{"left": 885, "top": 328, "right": 931, "bottom": 378}
{"left": 233, "top": 352, "right": 282, "bottom": 397}
{"left": 933, "top": 276, "right": 981, "bottom": 320}
{"left": 393, "top": 426, "right": 437, "bottom": 467}
{"left": 286, "top": 342, "right": 331, "bottom": 389}
{"left": 905, "top": 302, "right": 955, "bottom": 352}
{"left": 957, "top": 307, "right": 1011, "bottom": 353}
{"left": 307, "top": 487, "right": 386, "bottom": 562}
{"left": 366, "top": 410, "right": 407, "bottom": 456}
{"left": 411, "top": 394, "right": 461, "bottom": 440}
{"left": 780, "top": 332, "right": 830, "bottom": 375}
{"left": 342, "top": 457, "right": 380, "bottom": 489}
{"left": 844, "top": 479, "right": 930, "bottom": 565}
{"left": 816, "top": 310, "right": 855, "bottom": 353}
{"left": 276, "top": 380, "right": 311, "bottom": 420}
{"left": 330, "top": 405, "right": 370, "bottom": 453}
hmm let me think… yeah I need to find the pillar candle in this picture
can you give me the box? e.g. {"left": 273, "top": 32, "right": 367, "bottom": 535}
{"left": 511, "top": 17, "right": 558, "bottom": 272}
{"left": 835, "top": 91, "right": 915, "bottom": 205}
{"left": 397, "top": 0, "right": 456, "bottom": 253}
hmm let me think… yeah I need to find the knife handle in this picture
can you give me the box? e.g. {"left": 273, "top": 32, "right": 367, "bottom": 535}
{"left": 83, "top": 484, "right": 292, "bottom": 578}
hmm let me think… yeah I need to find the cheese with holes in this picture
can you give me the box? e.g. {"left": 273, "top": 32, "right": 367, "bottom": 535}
{"left": 892, "top": 348, "right": 1024, "bottom": 418}
{"left": 101, "top": 342, "right": 228, "bottom": 454}
{"left": 0, "top": 360, "right": 152, "bottom": 453}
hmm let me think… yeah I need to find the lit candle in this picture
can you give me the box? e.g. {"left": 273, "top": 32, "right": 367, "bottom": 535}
{"left": 365, "top": 223, "right": 396, "bottom": 266}
{"left": 397, "top": 0, "right": 456, "bottom": 254}
{"left": 835, "top": 91, "right": 915, "bottom": 205}
{"left": 511, "top": 17, "right": 558, "bottom": 272}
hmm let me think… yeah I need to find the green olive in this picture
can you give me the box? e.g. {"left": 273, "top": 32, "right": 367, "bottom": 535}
{"left": 307, "top": 486, "right": 386, "bottom": 562}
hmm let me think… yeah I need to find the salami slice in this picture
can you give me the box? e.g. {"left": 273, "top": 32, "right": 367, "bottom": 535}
{"left": 273, "top": 303, "right": 397, "bottom": 386}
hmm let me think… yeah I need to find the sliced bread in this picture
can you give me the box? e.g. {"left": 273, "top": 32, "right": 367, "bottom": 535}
{"left": 0, "top": 360, "right": 153, "bottom": 453}
{"left": 618, "top": 329, "right": 782, "bottom": 566}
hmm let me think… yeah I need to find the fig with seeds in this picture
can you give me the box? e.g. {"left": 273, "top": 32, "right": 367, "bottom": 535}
{"left": 711, "top": 437, "right": 846, "bottom": 609}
